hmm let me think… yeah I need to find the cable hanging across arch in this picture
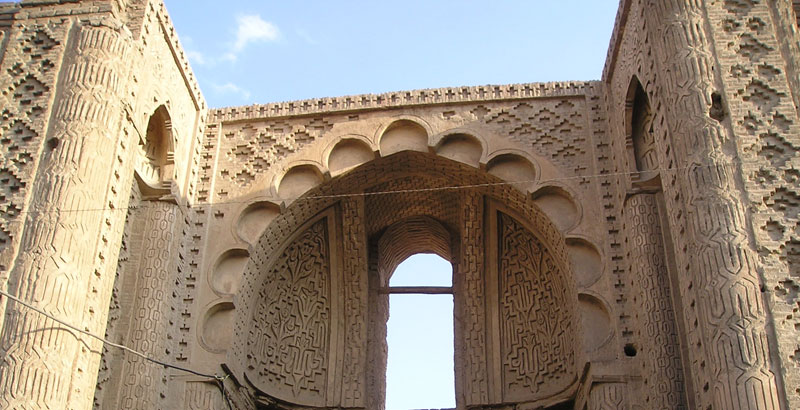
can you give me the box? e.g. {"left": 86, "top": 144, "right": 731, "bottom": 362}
{"left": 8, "top": 159, "right": 744, "bottom": 216}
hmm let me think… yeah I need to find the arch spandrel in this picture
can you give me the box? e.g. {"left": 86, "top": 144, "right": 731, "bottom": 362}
{"left": 230, "top": 151, "right": 581, "bottom": 409}
{"left": 242, "top": 208, "right": 339, "bottom": 407}
{"left": 488, "top": 203, "right": 578, "bottom": 403}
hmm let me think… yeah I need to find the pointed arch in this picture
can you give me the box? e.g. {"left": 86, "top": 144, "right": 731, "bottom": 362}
{"left": 135, "top": 105, "right": 175, "bottom": 197}
{"left": 624, "top": 76, "right": 658, "bottom": 183}
{"left": 229, "top": 151, "right": 582, "bottom": 409}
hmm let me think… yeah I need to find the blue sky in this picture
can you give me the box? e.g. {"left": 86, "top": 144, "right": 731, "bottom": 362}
{"left": 163, "top": 2, "right": 619, "bottom": 408}
{"left": 387, "top": 254, "right": 454, "bottom": 410}
{"left": 165, "top": 1, "right": 619, "bottom": 108}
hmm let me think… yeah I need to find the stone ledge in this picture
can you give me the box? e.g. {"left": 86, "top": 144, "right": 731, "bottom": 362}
{"left": 209, "top": 80, "right": 595, "bottom": 123}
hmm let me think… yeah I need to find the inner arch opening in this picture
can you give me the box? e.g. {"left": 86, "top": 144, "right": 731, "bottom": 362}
{"left": 232, "top": 151, "right": 580, "bottom": 409}
{"left": 386, "top": 253, "right": 455, "bottom": 410}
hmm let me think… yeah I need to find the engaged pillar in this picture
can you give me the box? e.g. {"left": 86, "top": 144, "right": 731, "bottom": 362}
{"left": 117, "top": 200, "right": 182, "bottom": 409}
{"left": 0, "top": 21, "right": 133, "bottom": 410}
{"left": 623, "top": 193, "right": 686, "bottom": 409}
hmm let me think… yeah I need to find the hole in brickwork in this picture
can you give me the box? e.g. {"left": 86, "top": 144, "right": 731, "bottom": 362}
{"left": 624, "top": 343, "right": 637, "bottom": 357}
{"left": 710, "top": 92, "right": 726, "bottom": 121}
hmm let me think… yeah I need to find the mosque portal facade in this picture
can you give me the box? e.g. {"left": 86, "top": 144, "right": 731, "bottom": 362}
{"left": 0, "top": 0, "right": 799, "bottom": 409}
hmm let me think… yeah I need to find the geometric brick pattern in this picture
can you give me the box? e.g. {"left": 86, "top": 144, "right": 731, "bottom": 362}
{"left": 0, "top": 1, "right": 797, "bottom": 409}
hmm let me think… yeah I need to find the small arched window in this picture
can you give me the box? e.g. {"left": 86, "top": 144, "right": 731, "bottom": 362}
{"left": 136, "top": 105, "right": 175, "bottom": 197}
{"left": 625, "top": 77, "right": 658, "bottom": 183}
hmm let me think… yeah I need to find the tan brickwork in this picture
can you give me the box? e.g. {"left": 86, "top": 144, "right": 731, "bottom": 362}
{"left": 0, "top": 1, "right": 796, "bottom": 409}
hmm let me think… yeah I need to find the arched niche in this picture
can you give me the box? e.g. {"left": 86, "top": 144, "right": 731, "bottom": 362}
{"left": 566, "top": 237, "right": 603, "bottom": 288}
{"left": 200, "top": 301, "right": 236, "bottom": 353}
{"left": 277, "top": 163, "right": 324, "bottom": 200}
{"left": 327, "top": 138, "right": 375, "bottom": 175}
{"left": 625, "top": 77, "right": 658, "bottom": 184}
{"left": 578, "top": 293, "right": 613, "bottom": 353}
{"left": 435, "top": 133, "right": 483, "bottom": 167}
{"left": 134, "top": 105, "right": 175, "bottom": 198}
{"left": 235, "top": 201, "right": 281, "bottom": 245}
{"left": 486, "top": 152, "right": 537, "bottom": 192}
{"left": 531, "top": 185, "right": 580, "bottom": 232}
{"left": 379, "top": 119, "right": 429, "bottom": 156}
{"left": 208, "top": 248, "right": 249, "bottom": 296}
{"left": 229, "top": 151, "right": 581, "bottom": 410}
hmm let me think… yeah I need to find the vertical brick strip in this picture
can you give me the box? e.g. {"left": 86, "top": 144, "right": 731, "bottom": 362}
{"left": 624, "top": 193, "right": 686, "bottom": 409}
{"left": 118, "top": 201, "right": 181, "bottom": 409}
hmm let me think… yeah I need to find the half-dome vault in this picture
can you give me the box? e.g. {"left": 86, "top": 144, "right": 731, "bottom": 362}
{"left": 229, "top": 151, "right": 581, "bottom": 409}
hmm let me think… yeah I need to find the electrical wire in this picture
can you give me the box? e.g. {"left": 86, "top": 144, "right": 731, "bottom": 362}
{"left": 0, "top": 288, "right": 233, "bottom": 409}
{"left": 0, "top": 157, "right": 755, "bottom": 407}
{"left": 6, "top": 159, "right": 747, "bottom": 215}
{"left": 0, "top": 156, "right": 766, "bottom": 410}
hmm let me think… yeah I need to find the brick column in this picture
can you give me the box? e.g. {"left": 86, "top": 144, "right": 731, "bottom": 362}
{"left": 643, "top": 2, "right": 781, "bottom": 408}
{"left": 704, "top": 0, "right": 800, "bottom": 406}
{"left": 0, "top": 21, "right": 132, "bottom": 410}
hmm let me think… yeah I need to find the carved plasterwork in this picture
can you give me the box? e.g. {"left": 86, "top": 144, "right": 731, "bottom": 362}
{"left": 228, "top": 152, "right": 580, "bottom": 409}
{"left": 246, "top": 209, "right": 337, "bottom": 407}
{"left": 498, "top": 211, "right": 575, "bottom": 400}
{"left": 0, "top": 1, "right": 798, "bottom": 409}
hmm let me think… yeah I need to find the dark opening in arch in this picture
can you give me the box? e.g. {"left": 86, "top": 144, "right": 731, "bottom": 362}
{"left": 625, "top": 77, "right": 657, "bottom": 182}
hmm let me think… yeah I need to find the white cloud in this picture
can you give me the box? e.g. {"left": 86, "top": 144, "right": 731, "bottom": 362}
{"left": 233, "top": 14, "right": 279, "bottom": 52}
{"left": 186, "top": 50, "right": 206, "bottom": 65}
{"left": 181, "top": 36, "right": 207, "bottom": 65}
{"left": 212, "top": 82, "right": 251, "bottom": 100}
{"left": 221, "top": 51, "right": 238, "bottom": 63}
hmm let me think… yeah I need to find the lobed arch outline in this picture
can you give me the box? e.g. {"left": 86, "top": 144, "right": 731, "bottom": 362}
{"left": 272, "top": 160, "right": 327, "bottom": 200}
{"left": 530, "top": 182, "right": 584, "bottom": 233}
{"left": 230, "top": 114, "right": 587, "bottom": 213}
{"left": 321, "top": 134, "right": 376, "bottom": 177}
{"left": 227, "top": 150, "right": 584, "bottom": 408}
{"left": 576, "top": 290, "right": 615, "bottom": 353}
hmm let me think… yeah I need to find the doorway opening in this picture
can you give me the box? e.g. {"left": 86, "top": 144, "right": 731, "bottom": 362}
{"left": 385, "top": 253, "right": 455, "bottom": 410}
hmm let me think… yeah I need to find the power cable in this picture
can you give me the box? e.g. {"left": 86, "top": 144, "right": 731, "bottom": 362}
{"left": 0, "top": 288, "right": 233, "bottom": 409}
{"left": 0, "top": 157, "right": 757, "bottom": 407}
{"left": 6, "top": 160, "right": 750, "bottom": 215}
